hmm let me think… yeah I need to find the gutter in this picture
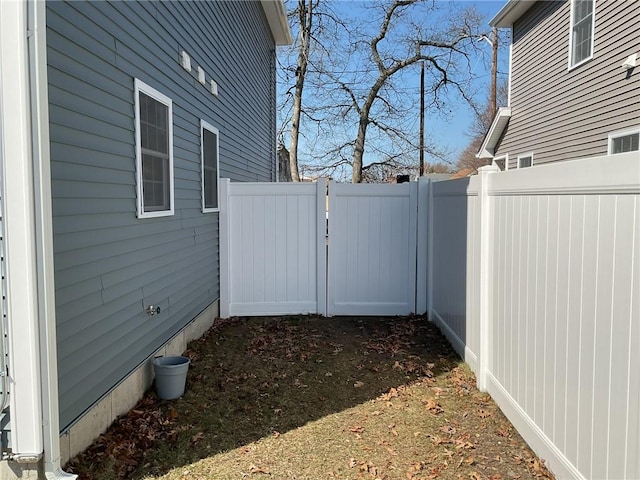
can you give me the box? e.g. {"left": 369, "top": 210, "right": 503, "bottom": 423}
{"left": 490, "top": 0, "right": 536, "bottom": 28}
{"left": 259, "top": 0, "right": 293, "bottom": 45}
{"left": 26, "top": 1, "right": 77, "bottom": 479}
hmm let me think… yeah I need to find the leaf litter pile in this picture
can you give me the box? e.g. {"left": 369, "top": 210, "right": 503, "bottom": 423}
{"left": 66, "top": 315, "right": 554, "bottom": 480}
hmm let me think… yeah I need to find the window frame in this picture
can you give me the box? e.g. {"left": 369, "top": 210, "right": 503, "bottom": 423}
{"left": 517, "top": 153, "right": 534, "bottom": 169}
{"left": 608, "top": 127, "right": 640, "bottom": 155}
{"left": 568, "top": 0, "right": 595, "bottom": 70}
{"left": 200, "top": 119, "right": 220, "bottom": 213}
{"left": 134, "top": 78, "right": 174, "bottom": 218}
{"left": 493, "top": 153, "right": 509, "bottom": 172}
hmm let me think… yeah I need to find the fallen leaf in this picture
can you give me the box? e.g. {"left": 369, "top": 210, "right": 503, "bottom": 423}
{"left": 478, "top": 409, "right": 492, "bottom": 418}
{"left": 249, "top": 464, "right": 270, "bottom": 474}
{"left": 440, "top": 425, "right": 456, "bottom": 435}
{"left": 424, "top": 398, "right": 444, "bottom": 414}
{"left": 167, "top": 408, "right": 179, "bottom": 421}
{"left": 349, "top": 426, "right": 365, "bottom": 433}
{"left": 354, "top": 381, "right": 365, "bottom": 388}
{"left": 385, "top": 387, "right": 399, "bottom": 399}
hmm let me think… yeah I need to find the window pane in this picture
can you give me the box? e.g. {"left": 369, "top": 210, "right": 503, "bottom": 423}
{"left": 571, "top": 0, "right": 593, "bottom": 65}
{"left": 573, "top": 17, "right": 592, "bottom": 64}
{"left": 519, "top": 156, "right": 532, "bottom": 168}
{"left": 613, "top": 133, "right": 640, "bottom": 154}
{"left": 138, "top": 86, "right": 171, "bottom": 214}
{"left": 574, "top": 0, "right": 592, "bottom": 22}
{"left": 202, "top": 128, "right": 218, "bottom": 209}
{"left": 142, "top": 153, "right": 169, "bottom": 211}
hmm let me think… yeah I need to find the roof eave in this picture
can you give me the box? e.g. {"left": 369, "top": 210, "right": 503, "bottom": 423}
{"left": 476, "top": 107, "right": 511, "bottom": 159}
{"left": 260, "top": 0, "right": 293, "bottom": 46}
{"left": 490, "top": 0, "right": 537, "bottom": 28}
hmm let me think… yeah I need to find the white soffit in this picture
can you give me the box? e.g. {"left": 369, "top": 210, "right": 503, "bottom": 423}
{"left": 260, "top": 0, "right": 293, "bottom": 46}
{"left": 477, "top": 107, "right": 511, "bottom": 158}
{"left": 490, "top": 0, "right": 537, "bottom": 28}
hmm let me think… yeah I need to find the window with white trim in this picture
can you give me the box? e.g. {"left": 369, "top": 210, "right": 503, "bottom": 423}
{"left": 608, "top": 128, "right": 639, "bottom": 155}
{"left": 517, "top": 153, "right": 533, "bottom": 168}
{"left": 200, "top": 120, "right": 220, "bottom": 212}
{"left": 493, "top": 154, "right": 509, "bottom": 171}
{"left": 570, "top": 0, "right": 595, "bottom": 68}
{"left": 134, "top": 79, "right": 174, "bottom": 218}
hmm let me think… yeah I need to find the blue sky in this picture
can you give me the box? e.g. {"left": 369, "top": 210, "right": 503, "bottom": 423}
{"left": 426, "top": 1, "right": 509, "bottom": 156}
{"left": 278, "top": 0, "right": 511, "bottom": 172}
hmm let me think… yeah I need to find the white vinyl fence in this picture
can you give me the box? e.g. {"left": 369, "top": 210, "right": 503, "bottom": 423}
{"left": 219, "top": 179, "right": 422, "bottom": 317}
{"left": 219, "top": 152, "right": 639, "bottom": 480}
{"left": 219, "top": 180, "right": 327, "bottom": 316}
{"left": 429, "top": 152, "right": 639, "bottom": 480}
{"left": 327, "top": 182, "right": 418, "bottom": 315}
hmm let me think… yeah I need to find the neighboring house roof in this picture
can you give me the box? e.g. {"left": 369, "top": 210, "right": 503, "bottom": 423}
{"left": 260, "top": 0, "right": 293, "bottom": 45}
{"left": 490, "top": 0, "right": 536, "bottom": 27}
{"left": 477, "top": 107, "right": 511, "bottom": 159}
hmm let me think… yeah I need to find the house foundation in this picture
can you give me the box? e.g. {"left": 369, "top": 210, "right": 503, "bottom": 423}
{"left": 59, "top": 300, "right": 219, "bottom": 466}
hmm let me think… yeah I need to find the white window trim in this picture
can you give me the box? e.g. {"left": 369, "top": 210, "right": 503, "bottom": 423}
{"left": 568, "top": 0, "right": 595, "bottom": 70}
{"left": 517, "top": 152, "right": 534, "bottom": 168}
{"left": 200, "top": 119, "right": 220, "bottom": 213}
{"left": 493, "top": 153, "right": 509, "bottom": 171}
{"left": 134, "top": 78, "right": 174, "bottom": 218}
{"left": 608, "top": 127, "right": 640, "bottom": 155}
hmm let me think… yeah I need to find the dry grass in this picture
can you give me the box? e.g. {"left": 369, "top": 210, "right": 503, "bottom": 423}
{"left": 66, "top": 315, "right": 554, "bottom": 480}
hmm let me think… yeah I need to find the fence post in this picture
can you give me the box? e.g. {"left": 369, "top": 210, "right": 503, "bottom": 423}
{"left": 416, "top": 177, "right": 429, "bottom": 315}
{"left": 426, "top": 177, "right": 434, "bottom": 319}
{"left": 316, "top": 178, "right": 328, "bottom": 316}
{"left": 477, "top": 164, "right": 498, "bottom": 391}
{"left": 219, "top": 178, "right": 231, "bottom": 318}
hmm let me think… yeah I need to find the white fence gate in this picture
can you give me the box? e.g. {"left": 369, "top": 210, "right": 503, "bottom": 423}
{"left": 219, "top": 179, "right": 422, "bottom": 317}
{"left": 327, "top": 182, "right": 418, "bottom": 315}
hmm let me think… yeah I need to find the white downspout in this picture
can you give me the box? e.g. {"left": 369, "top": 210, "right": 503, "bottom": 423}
{"left": 0, "top": 0, "right": 44, "bottom": 464}
{"left": 26, "top": 1, "right": 76, "bottom": 479}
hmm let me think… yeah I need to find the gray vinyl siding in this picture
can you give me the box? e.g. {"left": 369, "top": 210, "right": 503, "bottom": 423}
{"left": 496, "top": 0, "right": 640, "bottom": 168}
{"left": 47, "top": 0, "right": 277, "bottom": 430}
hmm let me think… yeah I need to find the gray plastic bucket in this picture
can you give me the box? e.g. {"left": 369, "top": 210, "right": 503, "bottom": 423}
{"left": 152, "top": 356, "right": 190, "bottom": 400}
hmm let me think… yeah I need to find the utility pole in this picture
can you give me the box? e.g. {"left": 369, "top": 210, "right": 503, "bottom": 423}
{"left": 419, "top": 60, "right": 425, "bottom": 176}
{"left": 489, "top": 26, "right": 498, "bottom": 119}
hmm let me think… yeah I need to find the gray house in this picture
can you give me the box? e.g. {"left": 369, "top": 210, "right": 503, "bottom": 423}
{"left": 0, "top": 1, "right": 290, "bottom": 478}
{"left": 478, "top": 0, "right": 639, "bottom": 170}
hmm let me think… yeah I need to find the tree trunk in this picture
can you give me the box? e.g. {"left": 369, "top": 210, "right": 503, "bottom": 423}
{"left": 289, "top": 0, "right": 312, "bottom": 182}
{"left": 352, "top": 79, "right": 385, "bottom": 183}
{"left": 352, "top": 116, "right": 368, "bottom": 183}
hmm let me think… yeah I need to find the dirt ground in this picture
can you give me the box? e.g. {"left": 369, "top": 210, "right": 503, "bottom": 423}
{"left": 65, "top": 315, "right": 555, "bottom": 480}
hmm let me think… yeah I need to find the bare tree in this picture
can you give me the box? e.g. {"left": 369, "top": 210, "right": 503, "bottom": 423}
{"left": 337, "top": 0, "right": 483, "bottom": 182}
{"left": 455, "top": 79, "right": 509, "bottom": 174}
{"left": 278, "top": 0, "right": 487, "bottom": 183}
{"left": 278, "top": 0, "right": 348, "bottom": 181}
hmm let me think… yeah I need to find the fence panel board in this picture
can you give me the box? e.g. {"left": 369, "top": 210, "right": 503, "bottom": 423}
{"left": 220, "top": 180, "right": 326, "bottom": 316}
{"left": 327, "top": 182, "right": 417, "bottom": 316}
{"left": 430, "top": 177, "right": 481, "bottom": 370}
